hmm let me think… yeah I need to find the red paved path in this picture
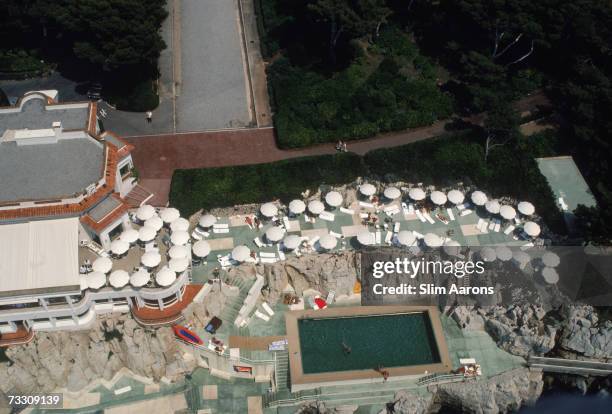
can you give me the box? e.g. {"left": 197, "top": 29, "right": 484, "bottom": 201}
{"left": 126, "top": 122, "right": 447, "bottom": 205}
{"left": 125, "top": 92, "right": 551, "bottom": 205}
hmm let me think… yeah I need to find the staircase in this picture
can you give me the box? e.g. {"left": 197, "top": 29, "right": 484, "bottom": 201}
{"left": 124, "top": 184, "right": 154, "bottom": 207}
{"left": 218, "top": 276, "right": 255, "bottom": 327}
{"left": 274, "top": 351, "right": 290, "bottom": 392}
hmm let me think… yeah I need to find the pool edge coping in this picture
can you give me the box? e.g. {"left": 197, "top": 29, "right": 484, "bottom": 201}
{"left": 285, "top": 305, "right": 452, "bottom": 391}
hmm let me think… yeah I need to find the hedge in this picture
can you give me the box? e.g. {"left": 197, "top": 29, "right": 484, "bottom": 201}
{"left": 170, "top": 131, "right": 564, "bottom": 233}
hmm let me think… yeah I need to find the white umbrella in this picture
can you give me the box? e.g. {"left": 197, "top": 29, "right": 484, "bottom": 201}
{"left": 542, "top": 251, "right": 560, "bottom": 267}
{"left": 542, "top": 267, "right": 559, "bottom": 284}
{"left": 495, "top": 246, "right": 513, "bottom": 262}
{"left": 512, "top": 250, "right": 531, "bottom": 267}
{"left": 325, "top": 191, "right": 343, "bottom": 207}
{"left": 231, "top": 245, "right": 250, "bottom": 262}
{"left": 141, "top": 251, "right": 161, "bottom": 267}
{"left": 120, "top": 228, "right": 139, "bottom": 244}
{"left": 447, "top": 190, "right": 465, "bottom": 205}
{"left": 199, "top": 214, "right": 217, "bottom": 228}
{"left": 359, "top": 183, "right": 376, "bottom": 197}
{"left": 289, "top": 199, "right": 306, "bottom": 215}
{"left": 443, "top": 240, "right": 461, "bottom": 257}
{"left": 86, "top": 271, "right": 106, "bottom": 289}
{"left": 424, "top": 233, "right": 443, "bottom": 248}
{"left": 144, "top": 215, "right": 163, "bottom": 231}
{"left": 92, "top": 257, "right": 112, "bottom": 274}
{"left": 109, "top": 270, "right": 129, "bottom": 288}
{"left": 160, "top": 207, "right": 180, "bottom": 224}
{"left": 156, "top": 266, "right": 176, "bottom": 287}
{"left": 471, "top": 191, "right": 487, "bottom": 206}
{"left": 265, "top": 226, "right": 284, "bottom": 242}
{"left": 308, "top": 200, "right": 324, "bottom": 215}
{"left": 169, "top": 245, "right": 189, "bottom": 259}
{"left": 384, "top": 187, "right": 401, "bottom": 200}
{"left": 283, "top": 234, "right": 301, "bottom": 250}
{"left": 170, "top": 217, "right": 190, "bottom": 232}
{"left": 169, "top": 257, "right": 189, "bottom": 273}
{"left": 136, "top": 204, "right": 155, "bottom": 221}
{"left": 110, "top": 239, "right": 129, "bottom": 256}
{"left": 260, "top": 202, "right": 278, "bottom": 218}
{"left": 479, "top": 246, "right": 497, "bottom": 262}
{"left": 499, "top": 205, "right": 517, "bottom": 220}
{"left": 430, "top": 191, "right": 447, "bottom": 206}
{"left": 409, "top": 188, "right": 426, "bottom": 201}
{"left": 517, "top": 201, "right": 535, "bottom": 216}
{"left": 523, "top": 221, "right": 541, "bottom": 237}
{"left": 396, "top": 230, "right": 416, "bottom": 246}
{"left": 485, "top": 200, "right": 501, "bottom": 214}
{"left": 130, "top": 268, "right": 150, "bottom": 287}
{"left": 171, "top": 230, "right": 190, "bottom": 245}
{"left": 357, "top": 230, "right": 375, "bottom": 246}
{"left": 192, "top": 240, "right": 211, "bottom": 258}
{"left": 318, "top": 234, "right": 337, "bottom": 250}
{"left": 138, "top": 226, "right": 157, "bottom": 242}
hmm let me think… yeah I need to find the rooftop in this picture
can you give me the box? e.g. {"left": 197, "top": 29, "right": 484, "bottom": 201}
{"left": 0, "top": 94, "right": 89, "bottom": 136}
{"left": 0, "top": 135, "right": 104, "bottom": 203}
{"left": 0, "top": 217, "right": 81, "bottom": 297}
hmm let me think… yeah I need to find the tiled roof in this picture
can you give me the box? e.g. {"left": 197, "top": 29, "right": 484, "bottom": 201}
{"left": 0, "top": 143, "right": 119, "bottom": 221}
{"left": 80, "top": 193, "right": 130, "bottom": 233}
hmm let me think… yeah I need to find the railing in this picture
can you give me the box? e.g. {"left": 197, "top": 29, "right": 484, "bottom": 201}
{"left": 416, "top": 372, "right": 467, "bottom": 386}
{"left": 527, "top": 356, "right": 612, "bottom": 376}
{"left": 176, "top": 338, "right": 276, "bottom": 366}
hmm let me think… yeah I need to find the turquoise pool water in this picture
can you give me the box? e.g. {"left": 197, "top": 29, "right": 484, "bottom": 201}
{"left": 298, "top": 312, "right": 440, "bottom": 374}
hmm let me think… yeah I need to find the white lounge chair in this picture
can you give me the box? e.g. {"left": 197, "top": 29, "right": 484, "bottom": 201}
{"left": 340, "top": 207, "right": 355, "bottom": 215}
{"left": 447, "top": 208, "right": 455, "bottom": 221}
{"left": 503, "top": 225, "right": 515, "bottom": 235}
{"left": 262, "top": 302, "right": 275, "bottom": 316}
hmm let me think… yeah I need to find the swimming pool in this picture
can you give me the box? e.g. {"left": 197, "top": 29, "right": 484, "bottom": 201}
{"left": 285, "top": 306, "right": 452, "bottom": 391}
{"left": 298, "top": 312, "right": 440, "bottom": 374}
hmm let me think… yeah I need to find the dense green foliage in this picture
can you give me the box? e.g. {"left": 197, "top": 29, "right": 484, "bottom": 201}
{"left": 170, "top": 153, "right": 365, "bottom": 216}
{"left": 0, "top": 0, "right": 167, "bottom": 110}
{"left": 409, "top": 0, "right": 612, "bottom": 242}
{"left": 171, "top": 130, "right": 563, "bottom": 233}
{"left": 258, "top": 0, "right": 451, "bottom": 148}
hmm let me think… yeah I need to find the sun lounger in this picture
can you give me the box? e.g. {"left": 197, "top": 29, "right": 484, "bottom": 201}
{"left": 477, "top": 219, "right": 487, "bottom": 233}
{"left": 262, "top": 302, "right": 275, "bottom": 316}
{"left": 191, "top": 231, "right": 202, "bottom": 241}
{"left": 415, "top": 210, "right": 427, "bottom": 223}
{"left": 408, "top": 204, "right": 415, "bottom": 214}
{"left": 326, "top": 291, "right": 335, "bottom": 304}
{"left": 384, "top": 205, "right": 400, "bottom": 215}
{"left": 282, "top": 216, "right": 291, "bottom": 229}
{"left": 359, "top": 213, "right": 369, "bottom": 219}
{"left": 114, "top": 386, "right": 132, "bottom": 395}
{"left": 514, "top": 217, "right": 522, "bottom": 225}
{"left": 340, "top": 207, "right": 355, "bottom": 215}
{"left": 437, "top": 213, "right": 449, "bottom": 225}
{"left": 460, "top": 209, "right": 473, "bottom": 216}
{"left": 375, "top": 231, "right": 381, "bottom": 244}
{"left": 488, "top": 220, "right": 495, "bottom": 230}
{"left": 194, "top": 227, "right": 209, "bottom": 237}
{"left": 493, "top": 219, "right": 501, "bottom": 232}
{"left": 254, "top": 237, "right": 264, "bottom": 248}
{"left": 359, "top": 201, "right": 374, "bottom": 208}
{"left": 423, "top": 211, "right": 435, "bottom": 224}
{"left": 503, "top": 225, "right": 515, "bottom": 235}
{"left": 401, "top": 202, "right": 410, "bottom": 215}
{"left": 456, "top": 202, "right": 470, "bottom": 211}
{"left": 254, "top": 310, "right": 270, "bottom": 322}
{"left": 385, "top": 231, "right": 393, "bottom": 244}
{"left": 278, "top": 250, "right": 286, "bottom": 261}
{"left": 330, "top": 231, "right": 342, "bottom": 238}
{"left": 319, "top": 211, "right": 335, "bottom": 222}
{"left": 260, "top": 252, "right": 277, "bottom": 258}
{"left": 447, "top": 208, "right": 455, "bottom": 221}
{"left": 260, "top": 257, "right": 278, "bottom": 263}
{"left": 413, "top": 231, "right": 424, "bottom": 239}
{"left": 213, "top": 223, "right": 229, "bottom": 229}
{"left": 307, "top": 296, "right": 317, "bottom": 310}
{"left": 213, "top": 228, "right": 230, "bottom": 234}
{"left": 520, "top": 242, "right": 534, "bottom": 250}
{"left": 393, "top": 222, "right": 400, "bottom": 233}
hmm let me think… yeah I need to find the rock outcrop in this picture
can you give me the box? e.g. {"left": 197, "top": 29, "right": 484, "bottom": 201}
{"left": 0, "top": 314, "right": 197, "bottom": 395}
{"left": 558, "top": 306, "right": 612, "bottom": 360}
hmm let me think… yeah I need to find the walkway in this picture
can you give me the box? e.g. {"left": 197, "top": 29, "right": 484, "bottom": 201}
{"left": 125, "top": 122, "right": 447, "bottom": 205}
{"left": 527, "top": 356, "right": 612, "bottom": 376}
{"left": 131, "top": 284, "right": 203, "bottom": 326}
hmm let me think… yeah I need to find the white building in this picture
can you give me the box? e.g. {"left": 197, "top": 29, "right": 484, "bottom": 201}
{"left": 0, "top": 92, "right": 197, "bottom": 346}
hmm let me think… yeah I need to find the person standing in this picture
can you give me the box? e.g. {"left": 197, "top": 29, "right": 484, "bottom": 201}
{"left": 146, "top": 111, "right": 153, "bottom": 123}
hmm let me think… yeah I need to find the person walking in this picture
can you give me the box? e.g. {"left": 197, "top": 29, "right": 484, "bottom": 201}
{"left": 146, "top": 111, "right": 153, "bottom": 123}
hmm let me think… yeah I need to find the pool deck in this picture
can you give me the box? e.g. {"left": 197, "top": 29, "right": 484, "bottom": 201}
{"left": 285, "top": 306, "right": 452, "bottom": 391}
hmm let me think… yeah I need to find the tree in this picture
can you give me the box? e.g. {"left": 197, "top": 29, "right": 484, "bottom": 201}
{"left": 482, "top": 100, "right": 520, "bottom": 161}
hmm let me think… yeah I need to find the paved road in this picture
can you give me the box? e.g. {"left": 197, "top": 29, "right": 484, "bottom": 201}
{"left": 177, "top": 0, "right": 251, "bottom": 131}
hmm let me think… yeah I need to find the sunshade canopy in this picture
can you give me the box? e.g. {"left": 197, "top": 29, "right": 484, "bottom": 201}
{"left": 430, "top": 190, "right": 447, "bottom": 205}
{"left": 170, "top": 217, "right": 190, "bottom": 232}
{"left": 518, "top": 201, "right": 535, "bottom": 216}
{"left": 423, "top": 233, "right": 442, "bottom": 247}
{"left": 396, "top": 230, "right": 416, "bottom": 246}
{"left": 260, "top": 202, "right": 278, "bottom": 218}
{"left": 109, "top": 269, "right": 129, "bottom": 288}
{"left": 86, "top": 271, "right": 106, "bottom": 289}
{"left": 283, "top": 234, "right": 301, "bottom": 250}
{"left": 447, "top": 189, "right": 465, "bottom": 205}
{"left": 359, "top": 183, "right": 376, "bottom": 196}
{"left": 289, "top": 199, "right": 306, "bottom": 214}
{"left": 92, "top": 257, "right": 112, "bottom": 273}
{"left": 144, "top": 215, "right": 163, "bottom": 231}
{"left": 138, "top": 226, "right": 157, "bottom": 242}
{"left": 141, "top": 251, "right": 161, "bottom": 267}
{"left": 523, "top": 221, "right": 541, "bottom": 237}
{"left": 231, "top": 245, "right": 250, "bottom": 262}
{"left": 471, "top": 191, "right": 487, "bottom": 206}
{"left": 265, "top": 226, "right": 285, "bottom": 242}
{"left": 192, "top": 240, "right": 211, "bottom": 258}
{"left": 325, "top": 191, "right": 343, "bottom": 207}
{"left": 199, "top": 214, "right": 216, "bottom": 228}
{"left": 384, "top": 187, "right": 401, "bottom": 200}
{"left": 160, "top": 207, "right": 180, "bottom": 224}
{"left": 120, "top": 228, "right": 139, "bottom": 244}
{"left": 409, "top": 188, "right": 426, "bottom": 201}
{"left": 308, "top": 200, "right": 325, "bottom": 215}
{"left": 319, "top": 234, "right": 337, "bottom": 250}
{"left": 136, "top": 204, "right": 155, "bottom": 221}
{"left": 156, "top": 266, "right": 176, "bottom": 287}
{"left": 169, "top": 244, "right": 189, "bottom": 259}
{"left": 110, "top": 239, "right": 129, "bottom": 255}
